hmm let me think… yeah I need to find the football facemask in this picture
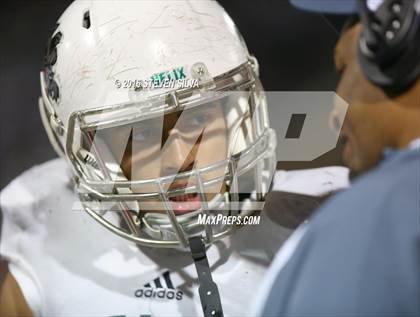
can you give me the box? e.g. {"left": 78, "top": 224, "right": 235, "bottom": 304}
{"left": 50, "top": 62, "right": 277, "bottom": 248}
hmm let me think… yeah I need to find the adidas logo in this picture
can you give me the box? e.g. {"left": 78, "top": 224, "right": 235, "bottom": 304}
{"left": 134, "top": 270, "right": 183, "bottom": 301}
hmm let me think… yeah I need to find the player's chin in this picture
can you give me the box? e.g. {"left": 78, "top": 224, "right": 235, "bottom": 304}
{"left": 340, "top": 137, "right": 362, "bottom": 176}
{"left": 343, "top": 145, "right": 380, "bottom": 179}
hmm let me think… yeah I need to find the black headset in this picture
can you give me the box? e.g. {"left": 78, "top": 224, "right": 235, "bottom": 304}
{"left": 358, "top": 0, "right": 420, "bottom": 94}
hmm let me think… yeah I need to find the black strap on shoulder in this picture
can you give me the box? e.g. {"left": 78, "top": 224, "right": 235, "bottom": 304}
{"left": 189, "top": 236, "right": 224, "bottom": 317}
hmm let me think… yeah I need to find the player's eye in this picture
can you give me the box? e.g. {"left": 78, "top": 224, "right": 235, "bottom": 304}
{"left": 182, "top": 113, "right": 212, "bottom": 132}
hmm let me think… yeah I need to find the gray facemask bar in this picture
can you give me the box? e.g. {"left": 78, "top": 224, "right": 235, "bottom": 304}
{"left": 76, "top": 129, "right": 276, "bottom": 248}
{"left": 65, "top": 61, "right": 276, "bottom": 248}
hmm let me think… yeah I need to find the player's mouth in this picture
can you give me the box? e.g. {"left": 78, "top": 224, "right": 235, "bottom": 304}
{"left": 168, "top": 182, "right": 202, "bottom": 215}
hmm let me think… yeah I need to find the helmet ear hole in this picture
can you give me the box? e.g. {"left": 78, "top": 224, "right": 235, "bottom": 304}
{"left": 82, "top": 10, "right": 91, "bottom": 29}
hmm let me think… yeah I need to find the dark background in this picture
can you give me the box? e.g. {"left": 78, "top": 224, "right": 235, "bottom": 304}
{"left": 0, "top": 0, "right": 345, "bottom": 190}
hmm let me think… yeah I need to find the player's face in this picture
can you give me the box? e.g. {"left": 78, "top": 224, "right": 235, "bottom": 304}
{"left": 104, "top": 102, "right": 228, "bottom": 215}
{"left": 332, "top": 23, "right": 395, "bottom": 174}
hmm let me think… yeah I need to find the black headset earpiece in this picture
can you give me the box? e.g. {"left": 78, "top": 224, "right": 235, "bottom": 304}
{"left": 358, "top": 0, "right": 420, "bottom": 94}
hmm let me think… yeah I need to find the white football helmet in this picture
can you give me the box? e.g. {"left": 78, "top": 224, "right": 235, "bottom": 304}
{"left": 39, "top": 0, "right": 277, "bottom": 249}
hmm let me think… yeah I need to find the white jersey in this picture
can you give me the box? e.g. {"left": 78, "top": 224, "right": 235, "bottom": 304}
{"left": 0, "top": 159, "right": 349, "bottom": 317}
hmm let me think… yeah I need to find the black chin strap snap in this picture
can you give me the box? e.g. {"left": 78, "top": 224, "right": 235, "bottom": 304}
{"left": 189, "top": 236, "right": 224, "bottom": 317}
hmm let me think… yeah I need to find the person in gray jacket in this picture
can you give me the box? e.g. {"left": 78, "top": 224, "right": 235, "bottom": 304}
{"left": 254, "top": 0, "right": 420, "bottom": 316}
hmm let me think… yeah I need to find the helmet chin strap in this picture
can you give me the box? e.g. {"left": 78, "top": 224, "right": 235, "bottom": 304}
{"left": 189, "top": 236, "right": 224, "bottom": 317}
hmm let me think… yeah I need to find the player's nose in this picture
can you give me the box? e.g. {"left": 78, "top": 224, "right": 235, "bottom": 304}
{"left": 160, "top": 129, "right": 198, "bottom": 176}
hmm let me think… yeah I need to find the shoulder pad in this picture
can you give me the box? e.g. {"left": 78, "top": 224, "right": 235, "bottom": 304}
{"left": 0, "top": 159, "right": 72, "bottom": 212}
